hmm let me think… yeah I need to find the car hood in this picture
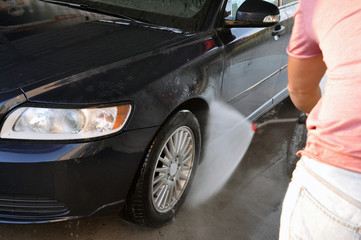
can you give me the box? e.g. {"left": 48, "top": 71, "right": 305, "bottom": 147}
{"left": 0, "top": 0, "right": 186, "bottom": 94}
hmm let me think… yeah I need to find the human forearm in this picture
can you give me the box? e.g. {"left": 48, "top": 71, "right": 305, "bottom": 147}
{"left": 287, "top": 55, "right": 327, "bottom": 113}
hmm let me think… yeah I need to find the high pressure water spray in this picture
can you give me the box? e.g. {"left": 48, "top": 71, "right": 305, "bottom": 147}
{"left": 188, "top": 102, "right": 306, "bottom": 207}
{"left": 251, "top": 113, "right": 307, "bottom": 132}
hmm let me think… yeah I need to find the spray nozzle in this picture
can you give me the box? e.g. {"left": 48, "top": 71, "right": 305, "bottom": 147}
{"left": 251, "top": 113, "right": 307, "bottom": 132}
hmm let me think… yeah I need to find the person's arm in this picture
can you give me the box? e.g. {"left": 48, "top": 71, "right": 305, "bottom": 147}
{"left": 287, "top": 54, "right": 327, "bottom": 113}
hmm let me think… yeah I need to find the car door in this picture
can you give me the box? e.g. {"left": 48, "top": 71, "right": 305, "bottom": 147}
{"left": 219, "top": 0, "right": 289, "bottom": 121}
{"left": 272, "top": 0, "right": 299, "bottom": 104}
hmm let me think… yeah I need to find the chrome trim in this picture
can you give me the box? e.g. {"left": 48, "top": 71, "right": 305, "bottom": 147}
{"left": 227, "top": 64, "right": 288, "bottom": 104}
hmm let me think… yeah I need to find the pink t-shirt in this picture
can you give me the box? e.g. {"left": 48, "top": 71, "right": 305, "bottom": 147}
{"left": 287, "top": 0, "right": 361, "bottom": 173}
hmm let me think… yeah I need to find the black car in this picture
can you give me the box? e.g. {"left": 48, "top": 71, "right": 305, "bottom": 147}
{"left": 0, "top": 0, "right": 297, "bottom": 227}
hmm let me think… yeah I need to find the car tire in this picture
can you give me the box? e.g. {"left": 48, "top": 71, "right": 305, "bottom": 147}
{"left": 286, "top": 121, "right": 308, "bottom": 178}
{"left": 121, "top": 110, "right": 201, "bottom": 227}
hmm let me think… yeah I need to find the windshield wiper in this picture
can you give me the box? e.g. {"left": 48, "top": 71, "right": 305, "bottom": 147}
{"left": 40, "top": 0, "right": 147, "bottom": 23}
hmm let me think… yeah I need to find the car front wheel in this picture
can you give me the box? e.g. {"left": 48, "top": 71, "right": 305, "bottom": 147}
{"left": 122, "top": 110, "right": 201, "bottom": 227}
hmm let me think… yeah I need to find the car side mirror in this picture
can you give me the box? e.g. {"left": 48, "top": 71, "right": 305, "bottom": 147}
{"left": 225, "top": 0, "right": 280, "bottom": 28}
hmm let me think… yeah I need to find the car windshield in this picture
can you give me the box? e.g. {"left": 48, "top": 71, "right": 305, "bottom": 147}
{"left": 63, "top": 0, "right": 214, "bottom": 31}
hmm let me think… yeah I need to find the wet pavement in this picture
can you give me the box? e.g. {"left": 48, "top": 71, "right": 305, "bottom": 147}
{"left": 0, "top": 98, "right": 306, "bottom": 240}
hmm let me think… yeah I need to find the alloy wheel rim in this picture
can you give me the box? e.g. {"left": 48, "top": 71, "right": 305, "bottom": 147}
{"left": 151, "top": 126, "right": 195, "bottom": 213}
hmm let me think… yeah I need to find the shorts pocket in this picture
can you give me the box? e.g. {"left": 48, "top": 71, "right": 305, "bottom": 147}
{"left": 289, "top": 187, "right": 361, "bottom": 240}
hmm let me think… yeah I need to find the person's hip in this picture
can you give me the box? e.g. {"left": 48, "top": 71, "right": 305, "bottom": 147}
{"left": 280, "top": 156, "right": 361, "bottom": 239}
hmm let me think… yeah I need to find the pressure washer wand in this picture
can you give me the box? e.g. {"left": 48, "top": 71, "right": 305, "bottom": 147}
{"left": 251, "top": 113, "right": 307, "bottom": 132}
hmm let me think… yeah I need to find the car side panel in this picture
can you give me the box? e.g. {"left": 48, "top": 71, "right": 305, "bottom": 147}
{"left": 272, "top": 1, "right": 298, "bottom": 105}
{"left": 219, "top": 26, "right": 284, "bottom": 120}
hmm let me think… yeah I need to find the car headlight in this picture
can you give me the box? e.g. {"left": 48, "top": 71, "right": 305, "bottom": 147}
{"left": 0, "top": 105, "right": 131, "bottom": 140}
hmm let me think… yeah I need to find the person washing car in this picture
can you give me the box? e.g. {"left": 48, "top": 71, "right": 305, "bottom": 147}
{"left": 279, "top": 0, "right": 361, "bottom": 239}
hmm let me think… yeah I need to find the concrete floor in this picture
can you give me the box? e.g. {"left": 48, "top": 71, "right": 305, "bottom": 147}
{"left": 0, "top": 98, "right": 306, "bottom": 240}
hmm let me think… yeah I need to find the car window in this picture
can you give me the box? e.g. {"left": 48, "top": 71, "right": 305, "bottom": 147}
{"left": 225, "top": 0, "right": 278, "bottom": 20}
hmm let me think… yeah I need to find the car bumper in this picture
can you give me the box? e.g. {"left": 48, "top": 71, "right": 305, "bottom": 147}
{"left": 0, "top": 127, "right": 157, "bottom": 224}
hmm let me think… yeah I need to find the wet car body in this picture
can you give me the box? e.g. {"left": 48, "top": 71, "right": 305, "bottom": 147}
{"left": 0, "top": 0, "right": 297, "bottom": 225}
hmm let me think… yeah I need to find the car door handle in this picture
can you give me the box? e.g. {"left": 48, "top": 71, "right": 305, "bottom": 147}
{"left": 272, "top": 25, "right": 286, "bottom": 40}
